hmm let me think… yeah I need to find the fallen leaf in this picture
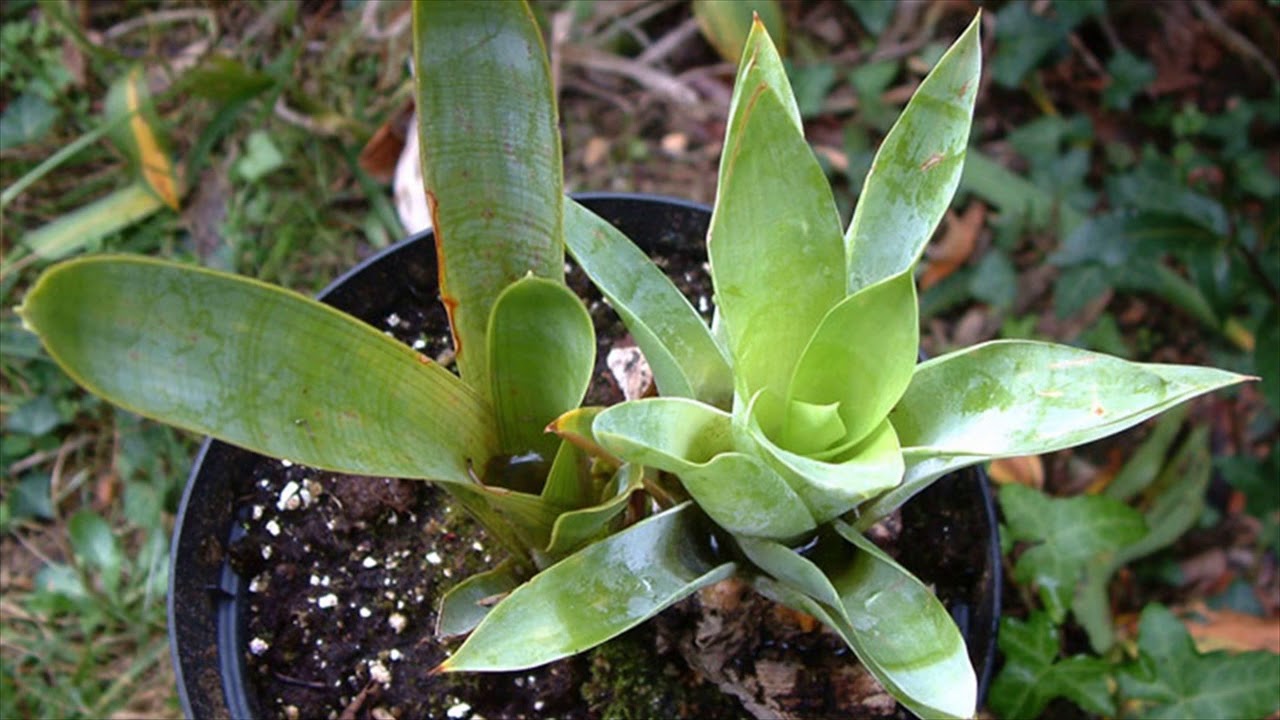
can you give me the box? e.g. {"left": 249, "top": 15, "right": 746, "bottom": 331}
{"left": 1177, "top": 602, "right": 1280, "bottom": 654}
{"left": 920, "top": 202, "right": 986, "bottom": 289}
{"left": 989, "top": 455, "right": 1045, "bottom": 489}
{"left": 359, "top": 100, "right": 413, "bottom": 183}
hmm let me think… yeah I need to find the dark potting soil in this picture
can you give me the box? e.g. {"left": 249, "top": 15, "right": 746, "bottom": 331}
{"left": 225, "top": 241, "right": 993, "bottom": 720}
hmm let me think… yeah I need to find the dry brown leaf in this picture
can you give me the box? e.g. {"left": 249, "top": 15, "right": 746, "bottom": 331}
{"left": 358, "top": 100, "right": 413, "bottom": 183}
{"left": 920, "top": 202, "right": 986, "bottom": 290}
{"left": 1177, "top": 602, "right": 1280, "bottom": 654}
{"left": 988, "top": 455, "right": 1045, "bottom": 489}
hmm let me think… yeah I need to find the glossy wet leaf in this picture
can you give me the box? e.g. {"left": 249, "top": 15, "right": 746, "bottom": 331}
{"left": 845, "top": 14, "right": 980, "bottom": 293}
{"left": 829, "top": 523, "right": 977, "bottom": 719}
{"left": 786, "top": 270, "right": 917, "bottom": 450}
{"left": 710, "top": 75, "right": 844, "bottom": 402}
{"left": 752, "top": 523, "right": 976, "bottom": 719}
{"left": 563, "top": 198, "right": 731, "bottom": 407}
{"left": 999, "top": 483, "right": 1147, "bottom": 623}
{"left": 594, "top": 398, "right": 815, "bottom": 539}
{"left": 735, "top": 536, "right": 841, "bottom": 609}
{"left": 19, "top": 256, "right": 497, "bottom": 484}
{"left": 436, "top": 559, "right": 520, "bottom": 638}
{"left": 865, "top": 340, "right": 1252, "bottom": 524}
{"left": 414, "top": 1, "right": 563, "bottom": 393}
{"left": 988, "top": 611, "right": 1116, "bottom": 718}
{"left": 488, "top": 276, "right": 594, "bottom": 459}
{"left": 441, "top": 502, "right": 735, "bottom": 671}
{"left": 1118, "top": 604, "right": 1280, "bottom": 720}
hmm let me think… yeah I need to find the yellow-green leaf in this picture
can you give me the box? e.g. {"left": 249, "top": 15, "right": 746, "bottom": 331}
{"left": 18, "top": 256, "right": 496, "bottom": 483}
{"left": 105, "top": 67, "right": 181, "bottom": 209}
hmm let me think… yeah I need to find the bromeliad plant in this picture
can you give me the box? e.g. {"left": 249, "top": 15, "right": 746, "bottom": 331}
{"left": 15, "top": 3, "right": 1254, "bottom": 719}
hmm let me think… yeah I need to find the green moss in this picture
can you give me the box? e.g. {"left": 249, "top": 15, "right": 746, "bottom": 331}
{"left": 582, "top": 630, "right": 748, "bottom": 720}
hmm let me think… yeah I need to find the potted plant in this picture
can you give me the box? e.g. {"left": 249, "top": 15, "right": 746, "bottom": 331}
{"left": 17, "top": 3, "right": 1250, "bottom": 718}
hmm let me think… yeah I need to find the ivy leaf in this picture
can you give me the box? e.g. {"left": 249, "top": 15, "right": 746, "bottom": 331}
{"left": 999, "top": 484, "right": 1146, "bottom": 622}
{"left": 988, "top": 612, "right": 1116, "bottom": 718}
{"left": 1118, "top": 605, "right": 1280, "bottom": 720}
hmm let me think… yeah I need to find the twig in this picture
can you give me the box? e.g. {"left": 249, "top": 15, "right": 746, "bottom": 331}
{"left": 1191, "top": 0, "right": 1280, "bottom": 85}
{"left": 560, "top": 43, "right": 699, "bottom": 105}
{"left": 6, "top": 435, "right": 92, "bottom": 476}
{"left": 101, "top": 8, "right": 217, "bottom": 42}
{"left": 272, "top": 671, "right": 328, "bottom": 689}
{"left": 636, "top": 16, "right": 701, "bottom": 66}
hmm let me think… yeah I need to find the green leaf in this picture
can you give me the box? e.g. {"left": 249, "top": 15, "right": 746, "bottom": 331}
{"left": 441, "top": 502, "right": 735, "bottom": 671}
{"left": 0, "top": 92, "right": 58, "bottom": 150}
{"left": 594, "top": 398, "right": 816, "bottom": 539}
{"left": 692, "top": 0, "right": 786, "bottom": 65}
{"left": 6, "top": 395, "right": 61, "bottom": 436}
{"left": 488, "top": 276, "right": 594, "bottom": 460}
{"left": 744, "top": 406, "right": 903, "bottom": 524}
{"left": 750, "top": 528, "right": 975, "bottom": 718}
{"left": 999, "top": 484, "right": 1147, "bottom": 622}
{"left": 988, "top": 612, "right": 1117, "bottom": 718}
{"left": 710, "top": 71, "right": 844, "bottom": 402}
{"left": 866, "top": 340, "right": 1251, "bottom": 524}
{"left": 563, "top": 198, "right": 732, "bottom": 407}
{"left": 447, "top": 483, "right": 561, "bottom": 565}
{"left": 1105, "top": 405, "right": 1189, "bottom": 503}
{"left": 1077, "top": 425, "right": 1210, "bottom": 652}
{"left": 547, "top": 406, "right": 621, "bottom": 466}
{"left": 21, "top": 182, "right": 166, "bottom": 261}
{"left": 19, "top": 256, "right": 497, "bottom": 483}
{"left": 1118, "top": 605, "right": 1280, "bottom": 719}
{"left": 436, "top": 559, "right": 521, "bottom": 638}
{"left": 843, "top": 0, "right": 896, "bottom": 34}
{"left": 4, "top": 474, "right": 54, "bottom": 524}
{"left": 104, "top": 66, "right": 181, "bottom": 209}
{"left": 1102, "top": 51, "right": 1156, "bottom": 110}
{"left": 720, "top": 15, "right": 802, "bottom": 183}
{"left": 543, "top": 463, "right": 644, "bottom": 558}
{"left": 826, "top": 523, "right": 976, "bottom": 719}
{"left": 68, "top": 509, "right": 123, "bottom": 596}
{"left": 786, "top": 270, "right": 917, "bottom": 451}
{"left": 1255, "top": 306, "right": 1279, "bottom": 413}
{"left": 233, "top": 130, "right": 285, "bottom": 182}
{"left": 540, "top": 439, "right": 593, "bottom": 509}
{"left": 845, "top": 14, "right": 981, "bottom": 293}
{"left": 413, "top": 0, "right": 564, "bottom": 394}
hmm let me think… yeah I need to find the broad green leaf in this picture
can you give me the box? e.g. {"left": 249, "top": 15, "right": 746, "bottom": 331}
{"left": 1118, "top": 605, "right": 1280, "bottom": 720}
{"left": 563, "top": 198, "right": 732, "bottom": 407}
{"left": 488, "top": 276, "right": 594, "bottom": 459}
{"left": 22, "top": 182, "right": 165, "bottom": 260}
{"left": 745, "top": 409, "right": 902, "bottom": 524}
{"left": 441, "top": 502, "right": 735, "bottom": 671}
{"left": 786, "top": 271, "right": 918, "bottom": 451}
{"left": 104, "top": 66, "right": 181, "bottom": 209}
{"left": 692, "top": 0, "right": 786, "bottom": 65}
{"left": 0, "top": 93, "right": 58, "bottom": 150}
{"left": 19, "top": 256, "right": 496, "bottom": 484}
{"left": 845, "top": 14, "right": 981, "bottom": 293}
{"left": 988, "top": 612, "right": 1117, "bottom": 718}
{"left": 866, "top": 340, "right": 1252, "bottom": 524}
{"left": 595, "top": 398, "right": 816, "bottom": 539}
{"left": 828, "top": 522, "right": 977, "bottom": 720}
{"left": 543, "top": 463, "right": 644, "bottom": 558}
{"left": 999, "top": 484, "right": 1147, "bottom": 623}
{"left": 1077, "top": 426, "right": 1210, "bottom": 653}
{"left": 413, "top": 0, "right": 564, "bottom": 393}
{"left": 436, "top": 559, "right": 520, "bottom": 638}
{"left": 710, "top": 77, "right": 844, "bottom": 402}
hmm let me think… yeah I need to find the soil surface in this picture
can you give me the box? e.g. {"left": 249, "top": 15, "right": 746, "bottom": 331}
{"left": 225, "top": 234, "right": 995, "bottom": 720}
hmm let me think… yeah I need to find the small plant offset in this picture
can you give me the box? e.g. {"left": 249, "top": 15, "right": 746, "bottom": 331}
{"left": 16, "top": 3, "right": 1254, "bottom": 718}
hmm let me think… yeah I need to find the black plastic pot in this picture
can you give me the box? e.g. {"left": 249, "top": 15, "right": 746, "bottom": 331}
{"left": 168, "top": 193, "right": 1000, "bottom": 719}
